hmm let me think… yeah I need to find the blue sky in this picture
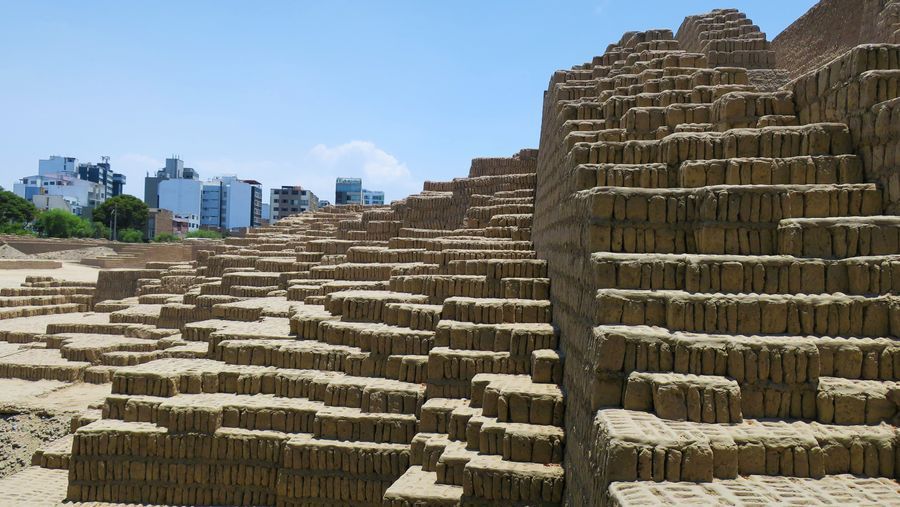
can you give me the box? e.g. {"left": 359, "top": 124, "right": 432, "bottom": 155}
{"left": 0, "top": 0, "right": 817, "bottom": 202}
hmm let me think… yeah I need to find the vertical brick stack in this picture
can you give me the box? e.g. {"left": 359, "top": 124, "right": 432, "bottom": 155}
{"left": 533, "top": 8, "right": 900, "bottom": 506}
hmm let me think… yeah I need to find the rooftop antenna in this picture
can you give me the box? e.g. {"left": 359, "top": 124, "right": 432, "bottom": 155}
{"left": 101, "top": 156, "right": 110, "bottom": 164}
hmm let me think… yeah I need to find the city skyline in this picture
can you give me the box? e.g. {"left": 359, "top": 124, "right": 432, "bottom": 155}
{"left": 0, "top": 0, "right": 815, "bottom": 203}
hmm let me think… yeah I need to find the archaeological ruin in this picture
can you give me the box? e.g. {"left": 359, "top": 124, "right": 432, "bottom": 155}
{"left": 0, "top": 3, "right": 899, "bottom": 505}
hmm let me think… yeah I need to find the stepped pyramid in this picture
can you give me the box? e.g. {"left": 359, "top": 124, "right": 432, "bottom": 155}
{"left": 535, "top": 6, "right": 900, "bottom": 506}
{"left": 0, "top": 5, "right": 899, "bottom": 506}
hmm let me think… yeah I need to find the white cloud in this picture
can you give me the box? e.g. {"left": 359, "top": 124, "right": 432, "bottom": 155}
{"left": 305, "top": 141, "right": 421, "bottom": 202}
{"left": 108, "top": 141, "right": 421, "bottom": 204}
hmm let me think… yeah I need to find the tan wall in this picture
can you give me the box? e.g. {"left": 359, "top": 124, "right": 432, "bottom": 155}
{"left": 772, "top": 0, "right": 896, "bottom": 79}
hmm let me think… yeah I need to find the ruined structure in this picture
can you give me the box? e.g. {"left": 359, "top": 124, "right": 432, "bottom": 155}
{"left": 0, "top": 3, "right": 898, "bottom": 506}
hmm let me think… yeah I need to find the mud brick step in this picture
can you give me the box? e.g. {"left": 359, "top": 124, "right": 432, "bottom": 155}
{"left": 384, "top": 466, "right": 463, "bottom": 506}
{"left": 580, "top": 183, "right": 881, "bottom": 225}
{"left": 389, "top": 274, "right": 492, "bottom": 302}
{"left": 30, "top": 433, "right": 73, "bottom": 469}
{"left": 466, "top": 373, "right": 527, "bottom": 408}
{"left": 423, "top": 249, "right": 537, "bottom": 265}
{"left": 594, "top": 324, "right": 900, "bottom": 397}
{"left": 576, "top": 123, "right": 853, "bottom": 166}
{"left": 138, "top": 293, "right": 181, "bottom": 304}
{"left": 677, "top": 155, "right": 864, "bottom": 187}
{"left": 110, "top": 392, "right": 324, "bottom": 434}
{"left": 45, "top": 320, "right": 168, "bottom": 338}
{"left": 709, "top": 90, "right": 793, "bottom": 129}
{"left": 410, "top": 432, "right": 447, "bottom": 468}
{"left": 461, "top": 455, "right": 564, "bottom": 505}
{"left": 323, "top": 376, "right": 425, "bottom": 415}
{"left": 383, "top": 302, "right": 443, "bottom": 331}
{"left": 778, "top": 216, "right": 900, "bottom": 258}
{"left": 428, "top": 347, "right": 530, "bottom": 384}
{"left": 488, "top": 213, "right": 533, "bottom": 228}
{"left": 436, "top": 441, "right": 478, "bottom": 486}
{"left": 480, "top": 375, "right": 564, "bottom": 426}
{"left": 325, "top": 290, "right": 428, "bottom": 320}
{"left": 320, "top": 280, "right": 389, "bottom": 295}
{"left": 450, "top": 405, "right": 481, "bottom": 442}
{"left": 594, "top": 289, "right": 900, "bottom": 338}
{"left": 228, "top": 284, "right": 279, "bottom": 297}
{"left": 94, "top": 297, "right": 139, "bottom": 313}
{"left": 603, "top": 408, "right": 898, "bottom": 481}
{"left": 312, "top": 406, "right": 418, "bottom": 443}
{"left": 623, "top": 371, "right": 742, "bottom": 423}
{"left": 212, "top": 297, "right": 303, "bottom": 321}
{"left": 46, "top": 333, "right": 161, "bottom": 364}
{"left": 815, "top": 377, "right": 899, "bottom": 425}
{"left": 0, "top": 294, "right": 83, "bottom": 308}
{"left": 111, "top": 358, "right": 341, "bottom": 399}
{"left": 346, "top": 246, "right": 427, "bottom": 264}
{"left": 0, "top": 345, "right": 89, "bottom": 381}
{"left": 592, "top": 251, "right": 900, "bottom": 296}
{"left": 278, "top": 434, "right": 410, "bottom": 505}
{"left": 289, "top": 306, "right": 340, "bottom": 338}
{"left": 0, "top": 286, "right": 95, "bottom": 297}
{"left": 421, "top": 398, "right": 470, "bottom": 434}
{"left": 476, "top": 417, "right": 565, "bottom": 464}
{"left": 183, "top": 316, "right": 291, "bottom": 344}
{"left": 286, "top": 284, "right": 322, "bottom": 301}
{"left": 157, "top": 303, "right": 213, "bottom": 329}
{"left": 434, "top": 320, "right": 557, "bottom": 355}
{"left": 254, "top": 257, "right": 300, "bottom": 273}
{"left": 332, "top": 262, "right": 426, "bottom": 281}
{"left": 385, "top": 354, "right": 428, "bottom": 383}
{"left": 442, "top": 297, "right": 552, "bottom": 324}
{"left": 608, "top": 474, "right": 900, "bottom": 506}
{"left": 447, "top": 258, "right": 547, "bottom": 278}
{"left": 215, "top": 339, "right": 356, "bottom": 372}
{"left": 0, "top": 302, "right": 87, "bottom": 321}
{"left": 319, "top": 319, "right": 435, "bottom": 356}
{"left": 69, "top": 420, "right": 285, "bottom": 505}
{"left": 500, "top": 277, "right": 551, "bottom": 300}
{"left": 108, "top": 304, "right": 163, "bottom": 325}
{"left": 574, "top": 163, "right": 672, "bottom": 190}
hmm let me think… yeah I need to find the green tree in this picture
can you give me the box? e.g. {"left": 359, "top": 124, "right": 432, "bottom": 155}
{"left": 153, "top": 232, "right": 180, "bottom": 242}
{"left": 185, "top": 229, "right": 223, "bottom": 239}
{"left": 0, "top": 189, "right": 37, "bottom": 224}
{"left": 93, "top": 195, "right": 149, "bottom": 232}
{"left": 92, "top": 222, "right": 110, "bottom": 240}
{"left": 117, "top": 228, "right": 144, "bottom": 243}
{"left": 34, "top": 209, "right": 94, "bottom": 238}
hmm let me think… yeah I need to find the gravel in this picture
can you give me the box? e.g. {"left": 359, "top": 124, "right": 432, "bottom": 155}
{"left": 0, "top": 245, "right": 28, "bottom": 260}
{"left": 0, "top": 412, "right": 69, "bottom": 478}
{"left": 31, "top": 247, "right": 117, "bottom": 260}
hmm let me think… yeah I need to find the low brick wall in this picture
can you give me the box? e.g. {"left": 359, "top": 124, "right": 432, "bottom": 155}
{"left": 0, "top": 260, "right": 62, "bottom": 269}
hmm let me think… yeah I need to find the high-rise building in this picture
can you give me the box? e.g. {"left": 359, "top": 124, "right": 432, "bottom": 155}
{"left": 335, "top": 177, "right": 362, "bottom": 205}
{"left": 38, "top": 156, "right": 77, "bottom": 176}
{"left": 14, "top": 156, "right": 106, "bottom": 217}
{"left": 363, "top": 189, "right": 385, "bottom": 205}
{"left": 76, "top": 159, "right": 126, "bottom": 199}
{"left": 144, "top": 157, "right": 199, "bottom": 208}
{"left": 270, "top": 186, "right": 319, "bottom": 221}
{"left": 201, "top": 176, "right": 262, "bottom": 231}
{"left": 157, "top": 178, "right": 202, "bottom": 230}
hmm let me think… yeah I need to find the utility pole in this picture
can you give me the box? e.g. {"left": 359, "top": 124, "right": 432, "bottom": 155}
{"left": 110, "top": 207, "right": 118, "bottom": 241}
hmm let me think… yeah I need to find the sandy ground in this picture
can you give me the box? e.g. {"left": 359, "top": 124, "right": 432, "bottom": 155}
{"left": 0, "top": 412, "right": 69, "bottom": 478}
{"left": 0, "top": 261, "right": 100, "bottom": 288}
{"left": 0, "top": 379, "right": 110, "bottom": 478}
